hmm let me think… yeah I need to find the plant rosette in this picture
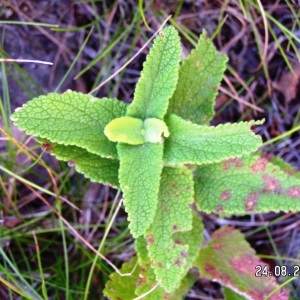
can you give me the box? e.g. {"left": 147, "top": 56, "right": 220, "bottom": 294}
{"left": 12, "top": 26, "right": 297, "bottom": 299}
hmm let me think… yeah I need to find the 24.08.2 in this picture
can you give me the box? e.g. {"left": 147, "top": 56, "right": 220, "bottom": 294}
{"left": 255, "top": 265, "right": 300, "bottom": 277}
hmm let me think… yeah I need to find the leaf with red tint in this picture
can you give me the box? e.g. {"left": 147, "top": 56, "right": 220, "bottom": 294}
{"left": 195, "top": 226, "right": 289, "bottom": 300}
{"left": 194, "top": 153, "right": 300, "bottom": 214}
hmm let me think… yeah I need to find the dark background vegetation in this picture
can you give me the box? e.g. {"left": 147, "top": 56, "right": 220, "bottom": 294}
{"left": 1, "top": 0, "right": 300, "bottom": 299}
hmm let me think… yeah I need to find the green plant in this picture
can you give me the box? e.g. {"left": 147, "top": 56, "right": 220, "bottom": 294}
{"left": 11, "top": 25, "right": 299, "bottom": 299}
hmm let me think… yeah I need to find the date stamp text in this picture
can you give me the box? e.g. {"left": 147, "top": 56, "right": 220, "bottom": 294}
{"left": 255, "top": 265, "right": 300, "bottom": 277}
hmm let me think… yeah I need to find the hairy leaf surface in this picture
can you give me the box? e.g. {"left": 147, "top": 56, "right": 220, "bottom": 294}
{"left": 145, "top": 166, "right": 194, "bottom": 292}
{"left": 164, "top": 114, "right": 263, "bottom": 165}
{"left": 195, "top": 226, "right": 289, "bottom": 300}
{"left": 118, "top": 142, "right": 164, "bottom": 238}
{"left": 126, "top": 26, "right": 181, "bottom": 119}
{"left": 41, "top": 141, "right": 119, "bottom": 187}
{"left": 173, "top": 212, "right": 204, "bottom": 274}
{"left": 136, "top": 213, "right": 203, "bottom": 295}
{"left": 168, "top": 30, "right": 228, "bottom": 125}
{"left": 135, "top": 236, "right": 149, "bottom": 265}
{"left": 11, "top": 92, "right": 127, "bottom": 158}
{"left": 194, "top": 154, "right": 300, "bottom": 214}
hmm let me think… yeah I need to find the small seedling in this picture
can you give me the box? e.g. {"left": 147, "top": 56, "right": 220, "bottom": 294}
{"left": 12, "top": 26, "right": 298, "bottom": 299}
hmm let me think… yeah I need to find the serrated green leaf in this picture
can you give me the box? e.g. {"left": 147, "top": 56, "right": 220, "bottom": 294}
{"left": 195, "top": 226, "right": 289, "bottom": 300}
{"left": 135, "top": 235, "right": 196, "bottom": 299}
{"left": 103, "top": 257, "right": 140, "bottom": 300}
{"left": 194, "top": 154, "right": 300, "bottom": 214}
{"left": 135, "top": 235, "right": 150, "bottom": 265}
{"left": 11, "top": 91, "right": 127, "bottom": 159}
{"left": 168, "top": 30, "right": 228, "bottom": 125}
{"left": 173, "top": 212, "right": 204, "bottom": 273}
{"left": 164, "top": 114, "right": 263, "bottom": 165}
{"left": 135, "top": 261, "right": 168, "bottom": 299}
{"left": 135, "top": 262, "right": 195, "bottom": 299}
{"left": 103, "top": 256, "right": 191, "bottom": 300}
{"left": 135, "top": 213, "right": 203, "bottom": 296}
{"left": 118, "top": 142, "right": 164, "bottom": 238}
{"left": 126, "top": 26, "right": 181, "bottom": 120}
{"left": 167, "top": 274, "right": 196, "bottom": 300}
{"left": 41, "top": 141, "right": 119, "bottom": 187}
{"left": 145, "top": 166, "right": 194, "bottom": 292}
